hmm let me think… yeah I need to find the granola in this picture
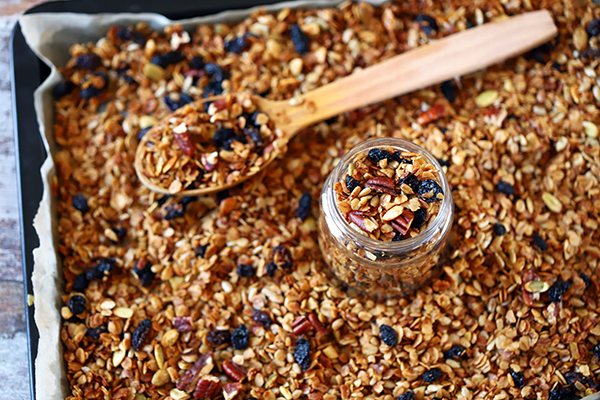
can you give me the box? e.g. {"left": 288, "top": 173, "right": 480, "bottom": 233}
{"left": 137, "top": 93, "right": 278, "bottom": 193}
{"left": 51, "top": 1, "right": 600, "bottom": 400}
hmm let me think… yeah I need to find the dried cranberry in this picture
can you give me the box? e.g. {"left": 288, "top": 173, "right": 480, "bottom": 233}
{"left": 132, "top": 319, "right": 153, "bottom": 351}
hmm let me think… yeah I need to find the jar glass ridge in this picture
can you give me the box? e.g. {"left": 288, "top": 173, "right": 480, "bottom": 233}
{"left": 318, "top": 138, "right": 454, "bottom": 297}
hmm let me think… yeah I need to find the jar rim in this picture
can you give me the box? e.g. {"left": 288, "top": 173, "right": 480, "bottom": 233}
{"left": 326, "top": 137, "right": 453, "bottom": 253}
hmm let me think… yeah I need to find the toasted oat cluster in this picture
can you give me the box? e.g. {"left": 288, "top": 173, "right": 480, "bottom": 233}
{"left": 52, "top": 1, "right": 600, "bottom": 400}
{"left": 334, "top": 147, "right": 444, "bottom": 241}
{"left": 138, "top": 93, "right": 277, "bottom": 193}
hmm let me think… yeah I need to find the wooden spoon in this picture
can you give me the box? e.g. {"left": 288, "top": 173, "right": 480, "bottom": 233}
{"left": 135, "top": 10, "right": 557, "bottom": 196}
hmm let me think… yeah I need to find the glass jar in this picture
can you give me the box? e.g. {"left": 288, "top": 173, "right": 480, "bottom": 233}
{"left": 318, "top": 138, "right": 453, "bottom": 297}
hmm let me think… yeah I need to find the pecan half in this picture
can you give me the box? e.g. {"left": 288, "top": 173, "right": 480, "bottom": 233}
{"left": 364, "top": 181, "right": 398, "bottom": 196}
{"left": 193, "top": 375, "right": 221, "bottom": 399}
{"left": 348, "top": 211, "right": 369, "bottom": 232}
{"left": 222, "top": 382, "right": 243, "bottom": 400}
{"left": 308, "top": 313, "right": 326, "bottom": 336}
{"left": 390, "top": 209, "right": 415, "bottom": 236}
{"left": 177, "top": 352, "right": 213, "bottom": 391}
{"left": 365, "top": 176, "right": 395, "bottom": 189}
{"left": 417, "top": 103, "right": 447, "bottom": 125}
{"left": 292, "top": 316, "right": 312, "bottom": 335}
{"left": 173, "top": 128, "right": 195, "bottom": 157}
{"left": 222, "top": 360, "right": 247, "bottom": 382}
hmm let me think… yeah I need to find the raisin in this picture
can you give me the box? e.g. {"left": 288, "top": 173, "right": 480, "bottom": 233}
{"left": 379, "top": 324, "right": 398, "bottom": 347}
{"left": 231, "top": 324, "right": 249, "bottom": 350}
{"left": 416, "top": 14, "right": 438, "bottom": 36}
{"left": 422, "top": 368, "right": 443, "bottom": 383}
{"left": 290, "top": 24, "right": 310, "bottom": 54}
{"left": 593, "top": 344, "right": 600, "bottom": 359}
{"left": 150, "top": 51, "right": 182, "bottom": 68}
{"left": 587, "top": 19, "right": 600, "bottom": 36}
{"left": 444, "top": 345, "right": 466, "bottom": 360}
{"left": 368, "top": 148, "right": 393, "bottom": 162}
{"left": 532, "top": 233, "right": 548, "bottom": 251}
{"left": 133, "top": 260, "right": 155, "bottom": 287}
{"left": 86, "top": 257, "right": 115, "bottom": 281}
{"left": 80, "top": 72, "right": 108, "bottom": 99}
{"left": 265, "top": 262, "right": 277, "bottom": 277}
{"left": 496, "top": 180, "right": 514, "bottom": 195}
{"left": 52, "top": 80, "right": 74, "bottom": 99}
{"left": 253, "top": 309, "right": 272, "bottom": 327}
{"left": 548, "top": 387, "right": 578, "bottom": 400}
{"left": 437, "top": 158, "right": 450, "bottom": 167}
{"left": 190, "top": 56, "right": 205, "bottom": 70}
{"left": 68, "top": 295, "right": 86, "bottom": 315}
{"left": 417, "top": 179, "right": 444, "bottom": 202}
{"left": 72, "top": 194, "right": 89, "bottom": 213}
{"left": 564, "top": 371, "right": 596, "bottom": 390}
{"left": 345, "top": 175, "right": 360, "bottom": 193}
{"left": 397, "top": 392, "right": 415, "bottom": 400}
{"left": 493, "top": 223, "right": 507, "bottom": 236}
{"left": 412, "top": 208, "right": 427, "bottom": 230}
{"left": 273, "top": 245, "right": 293, "bottom": 269}
{"left": 548, "top": 280, "right": 571, "bottom": 302}
{"left": 196, "top": 244, "right": 208, "bottom": 258}
{"left": 87, "top": 325, "right": 107, "bottom": 340}
{"left": 296, "top": 193, "right": 312, "bottom": 221}
{"left": 213, "top": 128, "right": 236, "bottom": 148}
{"left": 224, "top": 34, "right": 249, "bottom": 54}
{"left": 237, "top": 264, "right": 255, "bottom": 278}
{"left": 207, "top": 329, "right": 231, "bottom": 346}
{"left": 132, "top": 319, "right": 153, "bottom": 351}
{"left": 399, "top": 173, "right": 420, "bottom": 193}
{"left": 294, "top": 338, "right": 312, "bottom": 371}
{"left": 509, "top": 369, "right": 526, "bottom": 388}
{"left": 440, "top": 80, "right": 455, "bottom": 103}
{"left": 73, "top": 273, "right": 90, "bottom": 292}
{"left": 76, "top": 53, "right": 102, "bottom": 70}
{"left": 580, "top": 273, "right": 592, "bottom": 289}
{"left": 392, "top": 152, "right": 413, "bottom": 164}
{"left": 204, "top": 63, "right": 230, "bottom": 82}
{"left": 116, "top": 27, "right": 146, "bottom": 44}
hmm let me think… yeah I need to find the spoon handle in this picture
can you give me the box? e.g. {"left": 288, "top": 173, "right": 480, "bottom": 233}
{"left": 279, "top": 10, "right": 557, "bottom": 133}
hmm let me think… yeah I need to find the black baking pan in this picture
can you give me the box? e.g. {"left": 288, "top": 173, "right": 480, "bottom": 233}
{"left": 11, "top": 1, "right": 291, "bottom": 399}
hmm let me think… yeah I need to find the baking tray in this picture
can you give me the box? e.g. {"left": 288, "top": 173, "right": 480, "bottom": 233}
{"left": 10, "top": 1, "right": 291, "bottom": 399}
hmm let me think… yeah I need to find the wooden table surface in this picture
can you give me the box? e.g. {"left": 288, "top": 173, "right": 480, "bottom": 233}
{"left": 0, "top": 1, "right": 47, "bottom": 398}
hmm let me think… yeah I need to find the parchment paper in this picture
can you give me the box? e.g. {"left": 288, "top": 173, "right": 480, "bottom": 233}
{"left": 18, "top": 1, "right": 389, "bottom": 399}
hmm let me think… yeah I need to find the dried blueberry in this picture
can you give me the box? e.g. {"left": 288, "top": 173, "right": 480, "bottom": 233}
{"left": 265, "top": 262, "right": 277, "bottom": 277}
{"left": 444, "top": 345, "right": 466, "bottom": 360}
{"left": 422, "top": 367, "right": 443, "bottom": 383}
{"left": 417, "top": 179, "right": 444, "bottom": 202}
{"left": 379, "top": 324, "right": 398, "bottom": 347}
{"left": 290, "top": 24, "right": 310, "bottom": 54}
{"left": 509, "top": 369, "right": 525, "bottom": 388}
{"left": 213, "top": 128, "right": 236, "bottom": 148}
{"left": 132, "top": 319, "right": 153, "bottom": 351}
{"left": 397, "top": 392, "right": 415, "bottom": 400}
{"left": 196, "top": 244, "right": 208, "bottom": 258}
{"left": 416, "top": 14, "right": 438, "bottom": 36}
{"left": 548, "top": 280, "right": 571, "bottom": 303}
{"left": 580, "top": 273, "right": 592, "bottom": 289}
{"left": 493, "top": 223, "right": 506, "bottom": 236}
{"left": 86, "top": 257, "right": 115, "bottom": 281}
{"left": 368, "top": 148, "right": 393, "bottom": 162}
{"left": 53, "top": 80, "right": 74, "bottom": 99}
{"left": 133, "top": 260, "right": 155, "bottom": 287}
{"left": 76, "top": 53, "right": 102, "bottom": 70}
{"left": 345, "top": 175, "right": 360, "bottom": 193}
{"left": 73, "top": 273, "right": 90, "bottom": 292}
{"left": 224, "top": 34, "right": 249, "bottom": 54}
{"left": 87, "top": 325, "right": 107, "bottom": 340}
{"left": 150, "top": 51, "right": 182, "bottom": 68}
{"left": 496, "top": 180, "right": 514, "bottom": 196}
{"left": 231, "top": 324, "right": 249, "bottom": 350}
{"left": 237, "top": 264, "right": 255, "bottom": 278}
{"left": 116, "top": 27, "right": 146, "bottom": 45}
{"left": 137, "top": 127, "right": 151, "bottom": 141}
{"left": 72, "top": 194, "right": 89, "bottom": 213}
{"left": 548, "top": 387, "right": 578, "bottom": 400}
{"left": 441, "top": 80, "right": 455, "bottom": 103}
{"left": 587, "top": 19, "right": 600, "bottom": 36}
{"left": 296, "top": 193, "right": 312, "bottom": 221}
{"left": 189, "top": 56, "right": 205, "bottom": 70}
{"left": 207, "top": 329, "right": 231, "bottom": 346}
{"left": 68, "top": 295, "right": 86, "bottom": 315}
{"left": 253, "top": 309, "right": 272, "bottom": 327}
{"left": 593, "top": 344, "right": 600, "bottom": 359}
{"left": 412, "top": 208, "right": 427, "bottom": 230}
{"left": 400, "top": 174, "right": 421, "bottom": 193}
{"left": 532, "top": 233, "right": 548, "bottom": 251}
{"left": 294, "top": 338, "right": 312, "bottom": 371}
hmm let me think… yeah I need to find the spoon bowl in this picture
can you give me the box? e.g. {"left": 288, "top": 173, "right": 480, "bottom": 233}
{"left": 135, "top": 10, "right": 557, "bottom": 196}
